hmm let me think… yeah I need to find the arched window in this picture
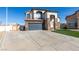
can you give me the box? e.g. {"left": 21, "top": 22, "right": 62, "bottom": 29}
{"left": 35, "top": 11, "right": 42, "bottom": 19}
{"left": 50, "top": 15, "right": 55, "bottom": 21}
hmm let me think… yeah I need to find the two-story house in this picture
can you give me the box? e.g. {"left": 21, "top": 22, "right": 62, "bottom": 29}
{"left": 66, "top": 10, "right": 79, "bottom": 29}
{"left": 24, "top": 8, "right": 60, "bottom": 31}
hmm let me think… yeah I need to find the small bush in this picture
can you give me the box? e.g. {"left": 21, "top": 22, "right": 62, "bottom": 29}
{"left": 63, "top": 26, "right": 67, "bottom": 29}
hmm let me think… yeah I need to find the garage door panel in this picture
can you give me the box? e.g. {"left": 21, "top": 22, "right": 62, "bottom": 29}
{"left": 29, "top": 23, "right": 42, "bottom": 30}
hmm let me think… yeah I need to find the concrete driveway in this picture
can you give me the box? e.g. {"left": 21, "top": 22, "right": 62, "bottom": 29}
{"left": 0, "top": 30, "right": 79, "bottom": 51}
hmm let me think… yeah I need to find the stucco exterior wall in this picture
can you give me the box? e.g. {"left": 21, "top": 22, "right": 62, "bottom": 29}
{"left": 0, "top": 25, "right": 19, "bottom": 32}
{"left": 0, "top": 26, "right": 12, "bottom": 31}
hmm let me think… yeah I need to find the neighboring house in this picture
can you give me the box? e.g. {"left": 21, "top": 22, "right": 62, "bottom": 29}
{"left": 66, "top": 10, "right": 79, "bottom": 29}
{"left": 0, "top": 23, "right": 19, "bottom": 31}
{"left": 0, "top": 25, "right": 12, "bottom": 31}
{"left": 0, "top": 25, "right": 6, "bottom": 31}
{"left": 11, "top": 23, "right": 20, "bottom": 31}
{"left": 24, "top": 8, "right": 60, "bottom": 31}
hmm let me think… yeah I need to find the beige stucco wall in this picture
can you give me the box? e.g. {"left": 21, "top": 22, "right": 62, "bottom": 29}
{"left": 0, "top": 26, "right": 12, "bottom": 31}
{"left": 0, "top": 25, "right": 19, "bottom": 32}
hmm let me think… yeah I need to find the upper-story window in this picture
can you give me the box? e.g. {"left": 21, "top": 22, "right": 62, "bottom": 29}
{"left": 50, "top": 15, "right": 55, "bottom": 21}
{"left": 27, "top": 14, "right": 30, "bottom": 19}
{"left": 34, "top": 11, "right": 42, "bottom": 19}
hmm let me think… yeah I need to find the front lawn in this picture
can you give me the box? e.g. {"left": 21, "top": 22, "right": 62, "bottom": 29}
{"left": 54, "top": 29, "right": 79, "bottom": 38}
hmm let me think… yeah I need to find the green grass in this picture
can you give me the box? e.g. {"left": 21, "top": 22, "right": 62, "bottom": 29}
{"left": 53, "top": 29, "right": 79, "bottom": 38}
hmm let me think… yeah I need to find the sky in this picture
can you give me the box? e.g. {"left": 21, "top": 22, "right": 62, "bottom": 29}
{"left": 0, "top": 7, "right": 6, "bottom": 25}
{"left": 1, "top": 7, "right": 79, "bottom": 25}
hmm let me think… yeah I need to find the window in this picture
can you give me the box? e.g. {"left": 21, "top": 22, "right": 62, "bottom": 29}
{"left": 27, "top": 14, "right": 30, "bottom": 19}
{"left": 34, "top": 11, "right": 42, "bottom": 19}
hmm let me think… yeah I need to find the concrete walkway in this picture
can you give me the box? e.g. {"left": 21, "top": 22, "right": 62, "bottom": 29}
{"left": 0, "top": 30, "right": 79, "bottom": 51}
